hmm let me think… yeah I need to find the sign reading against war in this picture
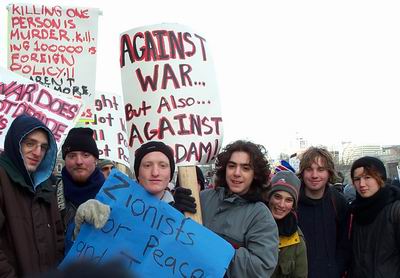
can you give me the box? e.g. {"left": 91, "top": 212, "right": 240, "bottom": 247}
{"left": 78, "top": 91, "right": 130, "bottom": 167}
{"left": 120, "top": 23, "right": 223, "bottom": 166}
{"left": 0, "top": 67, "right": 83, "bottom": 149}
{"left": 60, "top": 169, "right": 234, "bottom": 277}
{"left": 7, "top": 3, "right": 99, "bottom": 103}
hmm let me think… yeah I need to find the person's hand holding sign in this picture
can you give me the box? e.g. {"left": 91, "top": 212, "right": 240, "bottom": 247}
{"left": 173, "top": 187, "right": 197, "bottom": 213}
{"left": 73, "top": 199, "right": 111, "bottom": 239}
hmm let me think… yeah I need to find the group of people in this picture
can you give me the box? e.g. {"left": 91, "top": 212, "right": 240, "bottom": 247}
{"left": 0, "top": 114, "right": 399, "bottom": 278}
{"left": 262, "top": 147, "right": 400, "bottom": 278}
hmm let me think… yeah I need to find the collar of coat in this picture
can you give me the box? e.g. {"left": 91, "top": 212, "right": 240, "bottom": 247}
{"left": 279, "top": 231, "right": 300, "bottom": 249}
{"left": 0, "top": 155, "right": 56, "bottom": 203}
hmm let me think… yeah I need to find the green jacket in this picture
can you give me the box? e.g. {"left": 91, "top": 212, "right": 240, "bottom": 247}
{"left": 200, "top": 188, "right": 279, "bottom": 278}
{"left": 271, "top": 227, "right": 308, "bottom": 278}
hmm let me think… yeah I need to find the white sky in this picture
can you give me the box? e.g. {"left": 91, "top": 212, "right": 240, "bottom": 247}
{"left": 1, "top": 0, "right": 400, "bottom": 158}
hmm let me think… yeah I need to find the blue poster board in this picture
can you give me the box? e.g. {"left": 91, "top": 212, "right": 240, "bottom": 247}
{"left": 60, "top": 169, "right": 234, "bottom": 277}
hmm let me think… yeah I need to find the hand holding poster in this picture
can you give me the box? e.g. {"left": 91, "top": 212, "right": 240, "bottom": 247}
{"left": 0, "top": 67, "right": 83, "bottom": 149}
{"left": 60, "top": 169, "right": 234, "bottom": 277}
{"left": 120, "top": 23, "right": 223, "bottom": 166}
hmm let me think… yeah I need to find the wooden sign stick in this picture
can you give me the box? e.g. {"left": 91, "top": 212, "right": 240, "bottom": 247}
{"left": 178, "top": 165, "right": 203, "bottom": 224}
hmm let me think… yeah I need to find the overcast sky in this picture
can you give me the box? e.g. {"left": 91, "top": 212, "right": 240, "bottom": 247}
{"left": 2, "top": 0, "right": 400, "bottom": 158}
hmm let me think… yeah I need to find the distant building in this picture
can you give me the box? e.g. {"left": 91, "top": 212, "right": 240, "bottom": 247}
{"left": 380, "top": 145, "right": 400, "bottom": 180}
{"left": 340, "top": 144, "right": 400, "bottom": 180}
{"left": 330, "top": 150, "right": 340, "bottom": 165}
{"left": 353, "top": 145, "right": 382, "bottom": 158}
{"left": 342, "top": 145, "right": 382, "bottom": 165}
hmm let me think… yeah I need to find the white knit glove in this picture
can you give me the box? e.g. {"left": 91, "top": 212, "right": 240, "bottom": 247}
{"left": 73, "top": 199, "right": 110, "bottom": 239}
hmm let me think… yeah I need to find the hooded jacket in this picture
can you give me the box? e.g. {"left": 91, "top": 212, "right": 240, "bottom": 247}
{"left": 0, "top": 115, "right": 64, "bottom": 277}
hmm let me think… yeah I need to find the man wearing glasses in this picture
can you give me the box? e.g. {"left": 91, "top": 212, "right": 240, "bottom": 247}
{"left": 0, "top": 114, "right": 64, "bottom": 277}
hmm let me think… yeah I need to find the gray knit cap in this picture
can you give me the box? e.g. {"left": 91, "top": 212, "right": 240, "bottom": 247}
{"left": 268, "top": 171, "right": 301, "bottom": 207}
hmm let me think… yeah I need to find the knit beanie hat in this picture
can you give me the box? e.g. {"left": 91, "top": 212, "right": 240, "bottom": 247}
{"left": 62, "top": 127, "right": 99, "bottom": 159}
{"left": 134, "top": 141, "right": 175, "bottom": 181}
{"left": 351, "top": 156, "right": 387, "bottom": 181}
{"left": 268, "top": 171, "right": 301, "bottom": 207}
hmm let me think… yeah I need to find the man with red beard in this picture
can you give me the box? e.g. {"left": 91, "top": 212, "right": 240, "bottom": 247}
{"left": 57, "top": 127, "right": 109, "bottom": 254}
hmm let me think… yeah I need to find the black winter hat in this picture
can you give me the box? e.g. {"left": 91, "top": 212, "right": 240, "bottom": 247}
{"left": 62, "top": 127, "right": 99, "bottom": 159}
{"left": 134, "top": 141, "right": 175, "bottom": 181}
{"left": 351, "top": 156, "right": 387, "bottom": 181}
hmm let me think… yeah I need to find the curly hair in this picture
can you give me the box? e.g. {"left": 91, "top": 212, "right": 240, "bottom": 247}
{"left": 298, "top": 146, "right": 338, "bottom": 184}
{"left": 214, "top": 140, "right": 270, "bottom": 199}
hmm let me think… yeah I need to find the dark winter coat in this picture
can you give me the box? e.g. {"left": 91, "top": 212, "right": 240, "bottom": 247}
{"left": 0, "top": 115, "right": 64, "bottom": 277}
{"left": 349, "top": 186, "right": 400, "bottom": 278}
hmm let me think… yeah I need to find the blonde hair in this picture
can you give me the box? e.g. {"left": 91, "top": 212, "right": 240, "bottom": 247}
{"left": 298, "top": 146, "right": 338, "bottom": 184}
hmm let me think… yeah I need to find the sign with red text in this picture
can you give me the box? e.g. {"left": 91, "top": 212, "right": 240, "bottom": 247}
{"left": 0, "top": 67, "right": 83, "bottom": 150}
{"left": 78, "top": 91, "right": 130, "bottom": 167}
{"left": 120, "top": 23, "right": 223, "bottom": 167}
{"left": 7, "top": 3, "right": 99, "bottom": 104}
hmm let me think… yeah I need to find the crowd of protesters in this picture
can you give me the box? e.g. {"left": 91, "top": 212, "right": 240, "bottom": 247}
{"left": 1, "top": 114, "right": 400, "bottom": 277}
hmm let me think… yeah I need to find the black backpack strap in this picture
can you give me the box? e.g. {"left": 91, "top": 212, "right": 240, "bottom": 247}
{"left": 56, "top": 179, "right": 76, "bottom": 231}
{"left": 330, "top": 187, "right": 349, "bottom": 222}
{"left": 332, "top": 189, "right": 353, "bottom": 241}
{"left": 56, "top": 179, "right": 66, "bottom": 211}
{"left": 333, "top": 190, "right": 353, "bottom": 240}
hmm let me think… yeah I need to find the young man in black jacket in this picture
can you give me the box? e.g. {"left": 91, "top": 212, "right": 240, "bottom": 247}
{"left": 297, "top": 147, "right": 350, "bottom": 278}
{"left": 0, "top": 115, "right": 64, "bottom": 277}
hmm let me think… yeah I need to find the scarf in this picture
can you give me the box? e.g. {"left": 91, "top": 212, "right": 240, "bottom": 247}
{"left": 351, "top": 185, "right": 400, "bottom": 225}
{"left": 62, "top": 167, "right": 105, "bottom": 207}
{"left": 276, "top": 211, "right": 298, "bottom": 236}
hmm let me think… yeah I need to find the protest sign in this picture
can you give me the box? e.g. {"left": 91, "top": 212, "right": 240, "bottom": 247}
{"left": 0, "top": 67, "right": 83, "bottom": 150}
{"left": 77, "top": 91, "right": 130, "bottom": 167}
{"left": 120, "top": 23, "right": 223, "bottom": 167}
{"left": 7, "top": 3, "right": 99, "bottom": 106}
{"left": 60, "top": 169, "right": 234, "bottom": 277}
